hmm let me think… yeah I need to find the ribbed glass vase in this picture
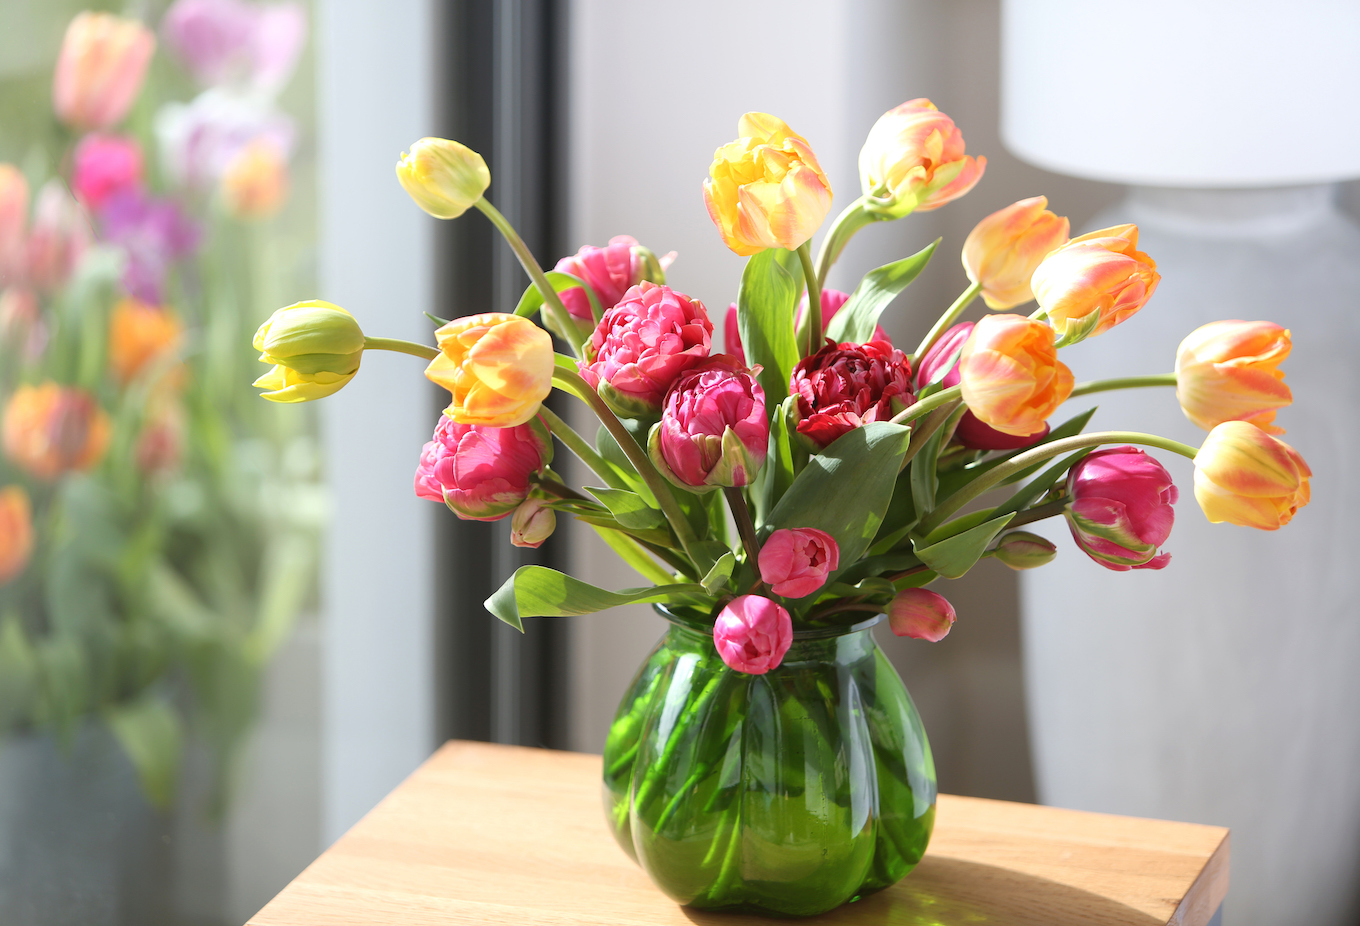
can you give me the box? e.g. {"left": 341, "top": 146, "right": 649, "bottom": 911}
{"left": 602, "top": 608, "right": 936, "bottom": 916}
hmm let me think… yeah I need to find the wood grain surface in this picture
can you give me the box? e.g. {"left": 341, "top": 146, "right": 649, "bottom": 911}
{"left": 248, "top": 741, "right": 1228, "bottom": 926}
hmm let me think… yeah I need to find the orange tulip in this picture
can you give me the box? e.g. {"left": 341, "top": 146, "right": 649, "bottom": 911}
{"left": 962, "top": 196, "right": 1070, "bottom": 310}
{"left": 1176, "top": 320, "right": 1292, "bottom": 434}
{"left": 3, "top": 382, "right": 111, "bottom": 480}
{"left": 858, "top": 99, "right": 985, "bottom": 218}
{"left": 0, "top": 485, "right": 33, "bottom": 586}
{"left": 0, "top": 164, "right": 28, "bottom": 286}
{"left": 109, "top": 298, "right": 183, "bottom": 384}
{"left": 1193, "top": 420, "right": 1310, "bottom": 530}
{"left": 52, "top": 12, "right": 156, "bottom": 131}
{"left": 958, "top": 314, "right": 1073, "bottom": 437}
{"left": 221, "top": 139, "right": 289, "bottom": 219}
{"left": 703, "top": 113, "right": 833, "bottom": 256}
{"left": 426, "top": 313, "right": 554, "bottom": 427}
{"left": 1031, "top": 224, "right": 1159, "bottom": 345}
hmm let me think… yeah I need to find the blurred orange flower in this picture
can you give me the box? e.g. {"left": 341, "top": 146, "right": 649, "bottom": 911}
{"left": 109, "top": 298, "right": 183, "bottom": 384}
{"left": 0, "top": 485, "right": 33, "bottom": 586}
{"left": 52, "top": 12, "right": 155, "bottom": 131}
{"left": 221, "top": 139, "right": 289, "bottom": 220}
{"left": 3, "top": 382, "right": 111, "bottom": 480}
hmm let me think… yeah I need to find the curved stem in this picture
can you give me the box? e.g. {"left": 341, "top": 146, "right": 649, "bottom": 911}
{"left": 916, "top": 430, "right": 1199, "bottom": 537}
{"left": 532, "top": 478, "right": 593, "bottom": 504}
{"left": 889, "top": 384, "right": 963, "bottom": 426}
{"left": 474, "top": 198, "right": 584, "bottom": 357}
{"left": 813, "top": 196, "right": 874, "bottom": 288}
{"left": 1004, "top": 496, "right": 1070, "bottom": 529}
{"left": 913, "top": 281, "right": 981, "bottom": 362}
{"left": 1069, "top": 373, "right": 1177, "bottom": 398}
{"left": 362, "top": 336, "right": 439, "bottom": 361}
{"left": 796, "top": 242, "right": 822, "bottom": 358}
{"left": 536, "top": 405, "right": 626, "bottom": 490}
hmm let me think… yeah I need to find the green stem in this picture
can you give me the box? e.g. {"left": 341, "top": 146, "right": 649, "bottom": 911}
{"left": 362, "top": 336, "right": 440, "bottom": 361}
{"left": 536, "top": 405, "right": 626, "bottom": 490}
{"left": 889, "top": 384, "right": 963, "bottom": 426}
{"left": 1004, "top": 496, "right": 1071, "bottom": 529}
{"left": 532, "top": 478, "right": 593, "bottom": 504}
{"left": 899, "top": 400, "right": 964, "bottom": 473}
{"left": 916, "top": 430, "right": 1199, "bottom": 537}
{"left": 551, "top": 366, "right": 701, "bottom": 562}
{"left": 1069, "top": 373, "right": 1177, "bottom": 398}
{"left": 813, "top": 196, "right": 874, "bottom": 288}
{"left": 796, "top": 242, "right": 822, "bottom": 358}
{"left": 723, "top": 487, "right": 762, "bottom": 569}
{"left": 913, "top": 281, "right": 982, "bottom": 362}
{"left": 474, "top": 198, "right": 584, "bottom": 357}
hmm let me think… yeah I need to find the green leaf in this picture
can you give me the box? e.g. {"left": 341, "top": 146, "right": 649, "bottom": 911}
{"left": 1053, "top": 308, "right": 1101, "bottom": 348}
{"left": 586, "top": 486, "right": 667, "bottom": 530}
{"left": 764, "top": 422, "right": 912, "bottom": 571}
{"left": 0, "top": 612, "right": 39, "bottom": 727}
{"left": 246, "top": 531, "right": 316, "bottom": 664}
{"left": 700, "top": 553, "right": 736, "bottom": 594}
{"left": 486, "top": 566, "right": 711, "bottom": 630}
{"left": 825, "top": 240, "right": 939, "bottom": 344}
{"left": 589, "top": 526, "right": 677, "bottom": 585}
{"left": 106, "top": 695, "right": 183, "bottom": 810}
{"left": 515, "top": 270, "right": 603, "bottom": 323}
{"left": 993, "top": 449, "right": 1091, "bottom": 519}
{"left": 911, "top": 513, "right": 1016, "bottom": 579}
{"left": 737, "top": 249, "right": 799, "bottom": 411}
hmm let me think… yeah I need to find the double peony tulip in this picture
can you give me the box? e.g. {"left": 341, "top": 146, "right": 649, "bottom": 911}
{"left": 1176, "top": 320, "right": 1292, "bottom": 434}
{"left": 428, "top": 312, "right": 555, "bottom": 427}
{"left": 1193, "top": 421, "right": 1310, "bottom": 530}
{"left": 703, "top": 113, "right": 833, "bottom": 256}
{"left": 2, "top": 383, "right": 110, "bottom": 480}
{"left": 958, "top": 315, "right": 1072, "bottom": 437}
{"left": 1064, "top": 447, "right": 1178, "bottom": 571}
{"left": 713, "top": 594, "right": 793, "bottom": 674}
{"left": 414, "top": 414, "right": 552, "bottom": 521}
{"left": 553, "top": 235, "right": 650, "bottom": 331}
{"left": 1031, "top": 224, "right": 1159, "bottom": 345}
{"left": 396, "top": 137, "right": 491, "bottom": 220}
{"left": 789, "top": 339, "right": 915, "bottom": 449}
{"left": 650, "top": 356, "right": 767, "bottom": 490}
{"left": 579, "top": 282, "right": 712, "bottom": 418}
{"left": 0, "top": 486, "right": 33, "bottom": 586}
{"left": 53, "top": 12, "right": 156, "bottom": 131}
{"left": 110, "top": 298, "right": 183, "bottom": 384}
{"left": 758, "top": 527, "right": 839, "bottom": 598}
{"left": 859, "top": 99, "right": 985, "bottom": 218}
{"left": 254, "top": 300, "right": 365, "bottom": 403}
{"left": 888, "top": 588, "right": 956, "bottom": 641}
{"left": 962, "top": 196, "right": 1069, "bottom": 310}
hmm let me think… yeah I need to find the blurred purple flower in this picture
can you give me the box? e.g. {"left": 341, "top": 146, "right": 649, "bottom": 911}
{"left": 156, "top": 89, "right": 295, "bottom": 191}
{"left": 99, "top": 190, "right": 200, "bottom": 303}
{"left": 161, "top": 0, "right": 306, "bottom": 93}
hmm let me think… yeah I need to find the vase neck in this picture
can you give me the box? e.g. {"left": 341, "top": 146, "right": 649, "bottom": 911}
{"left": 1121, "top": 184, "right": 1339, "bottom": 239}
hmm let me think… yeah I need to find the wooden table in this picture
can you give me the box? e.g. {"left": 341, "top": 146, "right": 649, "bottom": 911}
{"left": 248, "top": 741, "right": 1229, "bottom": 925}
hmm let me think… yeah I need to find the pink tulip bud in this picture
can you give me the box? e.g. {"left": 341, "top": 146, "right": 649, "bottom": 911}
{"left": 789, "top": 339, "right": 914, "bottom": 449}
{"left": 579, "top": 281, "right": 712, "bottom": 418}
{"left": 758, "top": 527, "right": 839, "bottom": 598}
{"left": 713, "top": 595, "right": 793, "bottom": 675}
{"left": 72, "top": 134, "right": 144, "bottom": 212}
{"left": 53, "top": 12, "right": 156, "bottom": 131}
{"left": 1065, "top": 447, "right": 1178, "bottom": 571}
{"left": 413, "top": 414, "right": 552, "bottom": 521}
{"left": 650, "top": 356, "right": 767, "bottom": 489}
{"left": 510, "top": 496, "right": 556, "bottom": 548}
{"left": 888, "top": 588, "right": 956, "bottom": 642}
{"left": 553, "top": 235, "right": 647, "bottom": 325}
{"left": 725, "top": 289, "right": 887, "bottom": 365}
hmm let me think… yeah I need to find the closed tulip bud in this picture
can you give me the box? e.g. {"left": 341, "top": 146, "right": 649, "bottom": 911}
{"left": 395, "top": 137, "right": 490, "bottom": 219}
{"left": 993, "top": 531, "right": 1057, "bottom": 570}
{"left": 253, "top": 300, "right": 365, "bottom": 403}
{"left": 426, "top": 313, "right": 554, "bottom": 427}
{"left": 414, "top": 414, "right": 552, "bottom": 521}
{"left": 110, "top": 298, "right": 183, "bottom": 384}
{"left": 53, "top": 12, "right": 156, "bottom": 131}
{"left": 1176, "top": 320, "right": 1292, "bottom": 434}
{"left": 1031, "top": 224, "right": 1159, "bottom": 345}
{"left": 758, "top": 527, "right": 839, "bottom": 598}
{"left": 0, "top": 165, "right": 28, "bottom": 286}
{"left": 888, "top": 588, "right": 956, "bottom": 642}
{"left": 963, "top": 196, "right": 1070, "bottom": 310}
{"left": 510, "top": 496, "right": 556, "bottom": 548}
{"left": 958, "top": 314, "right": 1073, "bottom": 437}
{"left": 0, "top": 486, "right": 34, "bottom": 586}
{"left": 649, "top": 356, "right": 767, "bottom": 490}
{"left": 72, "top": 134, "right": 143, "bottom": 212}
{"left": 790, "top": 339, "right": 915, "bottom": 450}
{"left": 221, "top": 138, "right": 289, "bottom": 219}
{"left": 859, "top": 99, "right": 986, "bottom": 219}
{"left": 1065, "top": 447, "right": 1178, "bottom": 571}
{"left": 3, "top": 383, "right": 111, "bottom": 480}
{"left": 1193, "top": 421, "right": 1310, "bottom": 531}
{"left": 703, "top": 113, "right": 833, "bottom": 256}
{"left": 713, "top": 595, "right": 793, "bottom": 675}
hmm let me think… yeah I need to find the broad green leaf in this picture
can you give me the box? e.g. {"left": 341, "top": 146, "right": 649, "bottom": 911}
{"left": 700, "top": 553, "right": 736, "bottom": 594}
{"left": 486, "top": 566, "right": 710, "bottom": 630}
{"left": 765, "top": 422, "right": 911, "bottom": 570}
{"left": 590, "top": 526, "right": 677, "bottom": 585}
{"left": 515, "top": 270, "right": 603, "bottom": 323}
{"left": 106, "top": 695, "right": 183, "bottom": 811}
{"left": 586, "top": 486, "right": 667, "bottom": 530}
{"left": 0, "top": 613, "right": 38, "bottom": 727}
{"left": 753, "top": 395, "right": 798, "bottom": 526}
{"left": 911, "top": 513, "right": 1016, "bottom": 579}
{"left": 737, "top": 249, "right": 799, "bottom": 410}
{"left": 825, "top": 240, "right": 939, "bottom": 344}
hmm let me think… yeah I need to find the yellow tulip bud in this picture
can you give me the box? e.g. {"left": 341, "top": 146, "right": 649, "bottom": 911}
{"left": 426, "top": 313, "right": 554, "bottom": 427}
{"left": 395, "top": 137, "right": 490, "bottom": 219}
{"left": 1193, "top": 420, "right": 1311, "bottom": 530}
{"left": 253, "top": 300, "right": 365, "bottom": 403}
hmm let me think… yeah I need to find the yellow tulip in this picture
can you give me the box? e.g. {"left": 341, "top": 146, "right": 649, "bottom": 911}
{"left": 703, "top": 113, "right": 832, "bottom": 256}
{"left": 253, "top": 300, "right": 365, "bottom": 403}
{"left": 396, "top": 137, "right": 490, "bottom": 219}
{"left": 1031, "top": 224, "right": 1159, "bottom": 345}
{"left": 962, "top": 196, "right": 1069, "bottom": 310}
{"left": 426, "top": 313, "right": 553, "bottom": 427}
{"left": 1176, "top": 320, "right": 1292, "bottom": 434}
{"left": 1193, "top": 420, "right": 1310, "bottom": 530}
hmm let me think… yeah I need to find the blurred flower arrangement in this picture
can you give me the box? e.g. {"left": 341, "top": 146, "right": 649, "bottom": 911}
{"left": 0, "top": 2, "right": 322, "bottom": 813}
{"left": 253, "top": 101, "right": 1310, "bottom": 912}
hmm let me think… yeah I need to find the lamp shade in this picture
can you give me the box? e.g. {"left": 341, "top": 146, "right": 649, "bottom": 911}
{"left": 1001, "top": 0, "right": 1360, "bottom": 186}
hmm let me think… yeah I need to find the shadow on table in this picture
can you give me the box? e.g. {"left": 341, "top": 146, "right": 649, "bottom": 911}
{"left": 679, "top": 856, "right": 1164, "bottom": 926}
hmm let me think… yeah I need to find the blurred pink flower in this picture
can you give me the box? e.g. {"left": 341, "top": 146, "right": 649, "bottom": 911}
{"left": 98, "top": 189, "right": 200, "bottom": 303}
{"left": 713, "top": 595, "right": 793, "bottom": 675}
{"left": 162, "top": 0, "right": 307, "bottom": 93}
{"left": 414, "top": 415, "right": 552, "bottom": 521}
{"left": 758, "top": 527, "right": 839, "bottom": 598}
{"left": 53, "top": 12, "right": 155, "bottom": 131}
{"left": 156, "top": 89, "right": 295, "bottom": 192}
{"left": 888, "top": 588, "right": 956, "bottom": 641}
{"left": 0, "top": 288, "right": 46, "bottom": 360}
{"left": 72, "top": 134, "right": 144, "bottom": 211}
{"left": 25, "top": 182, "right": 90, "bottom": 295}
{"left": 0, "top": 166, "right": 28, "bottom": 287}
{"left": 651, "top": 356, "right": 767, "bottom": 489}
{"left": 1065, "top": 446, "right": 1178, "bottom": 571}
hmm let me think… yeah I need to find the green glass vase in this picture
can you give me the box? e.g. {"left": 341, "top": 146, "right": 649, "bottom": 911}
{"left": 602, "top": 610, "right": 936, "bottom": 916}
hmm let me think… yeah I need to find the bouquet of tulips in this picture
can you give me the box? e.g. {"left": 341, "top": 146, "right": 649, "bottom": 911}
{"left": 255, "top": 101, "right": 1310, "bottom": 675}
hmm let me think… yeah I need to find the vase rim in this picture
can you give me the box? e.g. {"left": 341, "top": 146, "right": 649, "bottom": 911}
{"left": 652, "top": 603, "right": 884, "bottom": 639}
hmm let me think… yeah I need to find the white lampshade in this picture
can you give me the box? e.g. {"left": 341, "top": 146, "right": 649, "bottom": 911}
{"left": 1001, "top": 0, "right": 1360, "bottom": 186}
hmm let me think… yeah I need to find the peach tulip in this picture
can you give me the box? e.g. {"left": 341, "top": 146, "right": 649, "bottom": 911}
{"left": 426, "top": 313, "right": 554, "bottom": 427}
{"left": 962, "top": 196, "right": 1069, "bottom": 310}
{"left": 1031, "top": 224, "right": 1159, "bottom": 345}
{"left": 958, "top": 314, "right": 1073, "bottom": 437}
{"left": 53, "top": 12, "right": 156, "bottom": 131}
{"left": 1176, "top": 320, "right": 1292, "bottom": 434}
{"left": 1193, "top": 420, "right": 1310, "bottom": 530}
{"left": 0, "top": 486, "right": 33, "bottom": 586}
{"left": 109, "top": 298, "right": 184, "bottom": 384}
{"left": 3, "top": 382, "right": 111, "bottom": 480}
{"left": 859, "top": 99, "right": 985, "bottom": 218}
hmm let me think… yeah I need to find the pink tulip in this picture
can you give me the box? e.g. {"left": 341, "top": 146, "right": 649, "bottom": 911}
{"left": 650, "top": 356, "right": 767, "bottom": 489}
{"left": 789, "top": 339, "right": 914, "bottom": 449}
{"left": 0, "top": 166, "right": 28, "bottom": 287}
{"left": 1065, "top": 447, "right": 1178, "bottom": 571}
{"left": 758, "top": 527, "right": 839, "bottom": 598}
{"left": 413, "top": 415, "right": 552, "bottom": 521}
{"left": 510, "top": 496, "right": 556, "bottom": 548}
{"left": 579, "top": 281, "right": 712, "bottom": 417}
{"left": 554, "top": 235, "right": 645, "bottom": 323}
{"left": 53, "top": 12, "right": 156, "bottom": 131}
{"left": 162, "top": 0, "right": 307, "bottom": 93}
{"left": 888, "top": 588, "right": 956, "bottom": 641}
{"left": 724, "top": 288, "right": 887, "bottom": 365}
{"left": 713, "top": 595, "right": 793, "bottom": 675}
{"left": 72, "top": 134, "right": 144, "bottom": 211}
{"left": 24, "top": 182, "right": 90, "bottom": 295}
